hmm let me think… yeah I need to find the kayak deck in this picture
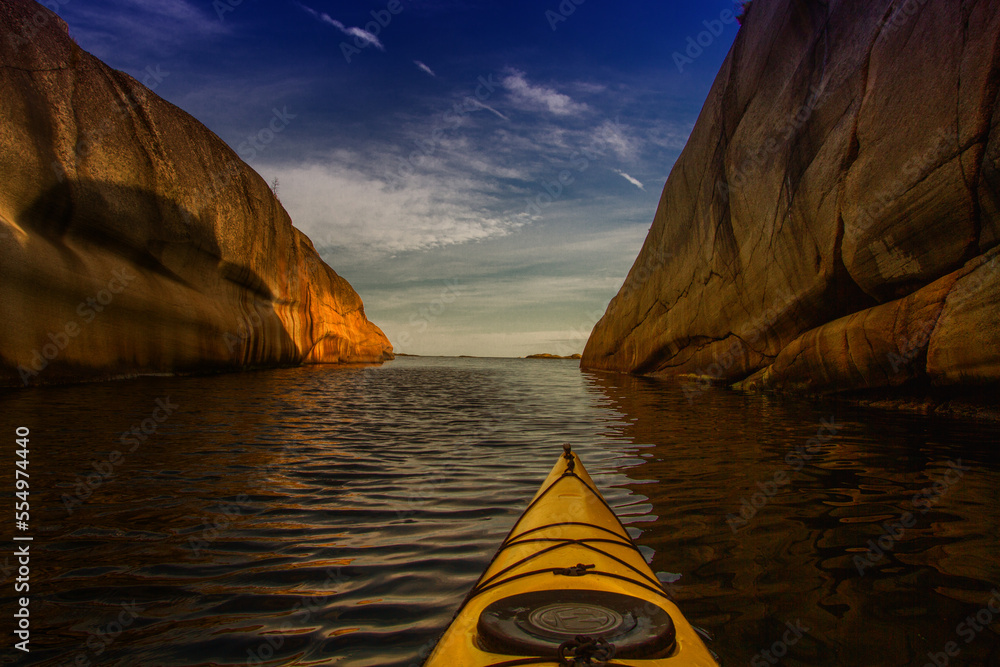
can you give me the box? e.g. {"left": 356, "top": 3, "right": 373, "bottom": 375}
{"left": 423, "top": 445, "right": 718, "bottom": 666}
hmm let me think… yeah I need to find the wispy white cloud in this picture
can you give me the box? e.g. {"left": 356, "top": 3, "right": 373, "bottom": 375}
{"left": 571, "top": 82, "right": 608, "bottom": 95}
{"left": 297, "top": 3, "right": 384, "bottom": 50}
{"left": 468, "top": 98, "right": 509, "bottom": 121}
{"left": 501, "top": 68, "right": 589, "bottom": 116}
{"left": 57, "top": 0, "right": 225, "bottom": 61}
{"left": 593, "top": 119, "right": 640, "bottom": 161}
{"left": 125, "top": 0, "right": 220, "bottom": 25}
{"left": 259, "top": 153, "right": 525, "bottom": 256}
{"left": 614, "top": 170, "right": 645, "bottom": 190}
{"left": 335, "top": 223, "right": 652, "bottom": 357}
{"left": 414, "top": 60, "right": 436, "bottom": 77}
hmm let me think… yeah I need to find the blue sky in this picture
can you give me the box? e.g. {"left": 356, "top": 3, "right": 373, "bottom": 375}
{"left": 54, "top": 0, "right": 741, "bottom": 357}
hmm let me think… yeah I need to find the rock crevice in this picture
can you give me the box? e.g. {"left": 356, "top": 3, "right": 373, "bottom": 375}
{"left": 583, "top": 0, "right": 1000, "bottom": 398}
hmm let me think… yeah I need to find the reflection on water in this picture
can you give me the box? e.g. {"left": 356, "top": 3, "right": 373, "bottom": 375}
{"left": 589, "top": 372, "right": 1000, "bottom": 666}
{"left": 0, "top": 357, "right": 997, "bottom": 666}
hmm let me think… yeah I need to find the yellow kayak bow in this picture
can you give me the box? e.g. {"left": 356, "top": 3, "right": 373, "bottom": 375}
{"left": 424, "top": 445, "right": 718, "bottom": 666}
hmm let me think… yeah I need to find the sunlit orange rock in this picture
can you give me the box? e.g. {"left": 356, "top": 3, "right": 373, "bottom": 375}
{"left": 0, "top": 0, "right": 392, "bottom": 387}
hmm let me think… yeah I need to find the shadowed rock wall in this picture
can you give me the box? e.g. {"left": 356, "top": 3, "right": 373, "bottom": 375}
{"left": 583, "top": 0, "right": 999, "bottom": 398}
{"left": 0, "top": 0, "right": 392, "bottom": 387}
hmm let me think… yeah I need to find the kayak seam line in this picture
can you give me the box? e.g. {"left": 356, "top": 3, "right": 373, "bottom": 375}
{"left": 474, "top": 540, "right": 583, "bottom": 591}
{"left": 474, "top": 537, "right": 658, "bottom": 592}
{"left": 436, "top": 465, "right": 583, "bottom": 622}
{"left": 568, "top": 475, "right": 647, "bottom": 552}
{"left": 422, "top": 451, "right": 717, "bottom": 667}
{"left": 502, "top": 537, "right": 633, "bottom": 550}
{"left": 503, "top": 455, "right": 604, "bottom": 546}
{"left": 481, "top": 659, "right": 637, "bottom": 667}
{"left": 530, "top": 467, "right": 650, "bottom": 556}
{"left": 469, "top": 567, "right": 671, "bottom": 602}
{"left": 484, "top": 538, "right": 665, "bottom": 592}
{"left": 482, "top": 659, "right": 637, "bottom": 667}
{"left": 505, "top": 521, "right": 628, "bottom": 545}
{"left": 502, "top": 473, "right": 576, "bottom": 543}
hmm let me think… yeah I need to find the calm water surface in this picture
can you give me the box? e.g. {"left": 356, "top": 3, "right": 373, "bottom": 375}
{"left": 1, "top": 357, "right": 998, "bottom": 666}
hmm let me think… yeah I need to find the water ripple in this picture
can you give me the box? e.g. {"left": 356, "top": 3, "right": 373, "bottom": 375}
{"left": 0, "top": 358, "right": 997, "bottom": 666}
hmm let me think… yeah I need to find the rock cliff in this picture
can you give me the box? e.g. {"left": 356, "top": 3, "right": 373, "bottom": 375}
{"left": 583, "top": 0, "right": 1000, "bottom": 401}
{"left": 0, "top": 0, "right": 392, "bottom": 387}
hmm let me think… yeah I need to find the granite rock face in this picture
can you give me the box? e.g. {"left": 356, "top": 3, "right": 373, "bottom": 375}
{"left": 583, "top": 0, "right": 1000, "bottom": 396}
{"left": 0, "top": 0, "right": 392, "bottom": 387}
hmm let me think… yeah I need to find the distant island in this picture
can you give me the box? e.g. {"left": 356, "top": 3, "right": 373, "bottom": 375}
{"left": 525, "top": 354, "right": 582, "bottom": 360}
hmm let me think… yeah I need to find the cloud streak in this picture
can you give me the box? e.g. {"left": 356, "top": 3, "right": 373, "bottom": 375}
{"left": 339, "top": 224, "right": 651, "bottom": 357}
{"left": 468, "top": 98, "right": 509, "bottom": 121}
{"left": 52, "top": 0, "right": 730, "bottom": 360}
{"left": 54, "top": 0, "right": 225, "bottom": 61}
{"left": 501, "top": 68, "right": 589, "bottom": 116}
{"left": 297, "top": 3, "right": 384, "bottom": 50}
{"left": 615, "top": 170, "right": 645, "bottom": 190}
{"left": 259, "top": 153, "right": 526, "bottom": 256}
